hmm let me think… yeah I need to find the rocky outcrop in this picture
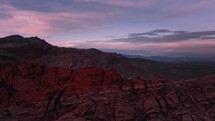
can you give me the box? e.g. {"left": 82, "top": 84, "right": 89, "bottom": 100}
{"left": 0, "top": 63, "right": 214, "bottom": 121}
{"left": 0, "top": 63, "right": 121, "bottom": 106}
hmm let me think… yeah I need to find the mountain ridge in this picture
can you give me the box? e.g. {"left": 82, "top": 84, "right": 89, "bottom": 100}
{"left": 0, "top": 35, "right": 215, "bottom": 80}
{"left": 124, "top": 54, "right": 215, "bottom": 63}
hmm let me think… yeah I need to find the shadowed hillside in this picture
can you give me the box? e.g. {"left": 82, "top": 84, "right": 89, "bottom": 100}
{"left": 0, "top": 35, "right": 215, "bottom": 80}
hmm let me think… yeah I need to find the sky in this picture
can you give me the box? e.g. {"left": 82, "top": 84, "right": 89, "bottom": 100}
{"left": 0, "top": 0, "right": 215, "bottom": 59}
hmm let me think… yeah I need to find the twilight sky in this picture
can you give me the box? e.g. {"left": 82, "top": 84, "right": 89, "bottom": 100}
{"left": 0, "top": 0, "right": 215, "bottom": 59}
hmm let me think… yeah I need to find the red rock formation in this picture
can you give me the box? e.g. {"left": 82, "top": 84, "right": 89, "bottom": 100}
{"left": 0, "top": 63, "right": 122, "bottom": 106}
{"left": 0, "top": 63, "right": 214, "bottom": 121}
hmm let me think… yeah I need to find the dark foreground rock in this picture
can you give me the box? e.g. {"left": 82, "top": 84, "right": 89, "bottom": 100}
{"left": 0, "top": 63, "right": 214, "bottom": 121}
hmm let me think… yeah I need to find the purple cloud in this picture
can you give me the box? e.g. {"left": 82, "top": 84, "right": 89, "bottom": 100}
{"left": 115, "top": 30, "right": 215, "bottom": 43}
{"left": 0, "top": 3, "right": 117, "bottom": 37}
{"left": 80, "top": 0, "right": 157, "bottom": 8}
{"left": 0, "top": 0, "right": 215, "bottom": 58}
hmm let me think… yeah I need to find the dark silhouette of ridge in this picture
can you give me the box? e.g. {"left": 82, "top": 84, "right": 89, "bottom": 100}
{"left": 124, "top": 54, "right": 215, "bottom": 63}
{"left": 0, "top": 35, "right": 52, "bottom": 60}
{"left": 0, "top": 35, "right": 215, "bottom": 80}
{"left": 0, "top": 35, "right": 51, "bottom": 46}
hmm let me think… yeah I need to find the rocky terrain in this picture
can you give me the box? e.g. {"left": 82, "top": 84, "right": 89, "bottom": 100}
{"left": 0, "top": 63, "right": 214, "bottom": 121}
{"left": 0, "top": 35, "right": 215, "bottom": 121}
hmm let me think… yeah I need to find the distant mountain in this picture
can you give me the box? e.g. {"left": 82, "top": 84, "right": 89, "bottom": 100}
{"left": 1, "top": 35, "right": 215, "bottom": 80}
{"left": 124, "top": 55, "right": 215, "bottom": 63}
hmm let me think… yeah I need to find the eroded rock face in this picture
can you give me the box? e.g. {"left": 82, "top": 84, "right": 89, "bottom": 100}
{"left": 0, "top": 63, "right": 214, "bottom": 121}
{"left": 0, "top": 63, "right": 120, "bottom": 106}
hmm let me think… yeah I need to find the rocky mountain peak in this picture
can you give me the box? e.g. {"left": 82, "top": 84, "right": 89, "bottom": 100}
{"left": 0, "top": 35, "right": 52, "bottom": 47}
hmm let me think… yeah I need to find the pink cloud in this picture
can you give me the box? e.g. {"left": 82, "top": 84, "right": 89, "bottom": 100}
{"left": 185, "top": 0, "right": 215, "bottom": 11}
{"left": 80, "top": 0, "right": 157, "bottom": 8}
{"left": 0, "top": 4, "right": 50, "bottom": 36}
{"left": 59, "top": 40, "right": 177, "bottom": 50}
{"left": 171, "top": 0, "right": 215, "bottom": 14}
{"left": 0, "top": 4, "right": 116, "bottom": 37}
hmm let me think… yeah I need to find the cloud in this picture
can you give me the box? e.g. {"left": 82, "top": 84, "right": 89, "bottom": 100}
{"left": 201, "top": 37, "right": 215, "bottom": 39}
{"left": 110, "top": 30, "right": 215, "bottom": 57}
{"left": 180, "top": 0, "right": 215, "bottom": 13}
{"left": 173, "top": 31, "right": 188, "bottom": 34}
{"left": 115, "top": 30, "right": 215, "bottom": 43}
{"left": 0, "top": 3, "right": 116, "bottom": 37}
{"left": 1, "top": 1, "right": 215, "bottom": 58}
{"left": 129, "top": 29, "right": 173, "bottom": 37}
{"left": 59, "top": 37, "right": 215, "bottom": 58}
{"left": 0, "top": 0, "right": 77, "bottom": 13}
{"left": 159, "top": 40, "right": 215, "bottom": 58}
{"left": 59, "top": 30, "right": 215, "bottom": 58}
{"left": 129, "top": 30, "right": 189, "bottom": 37}
{"left": 1, "top": 0, "right": 215, "bottom": 38}
{"left": 79, "top": 0, "right": 157, "bottom": 8}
